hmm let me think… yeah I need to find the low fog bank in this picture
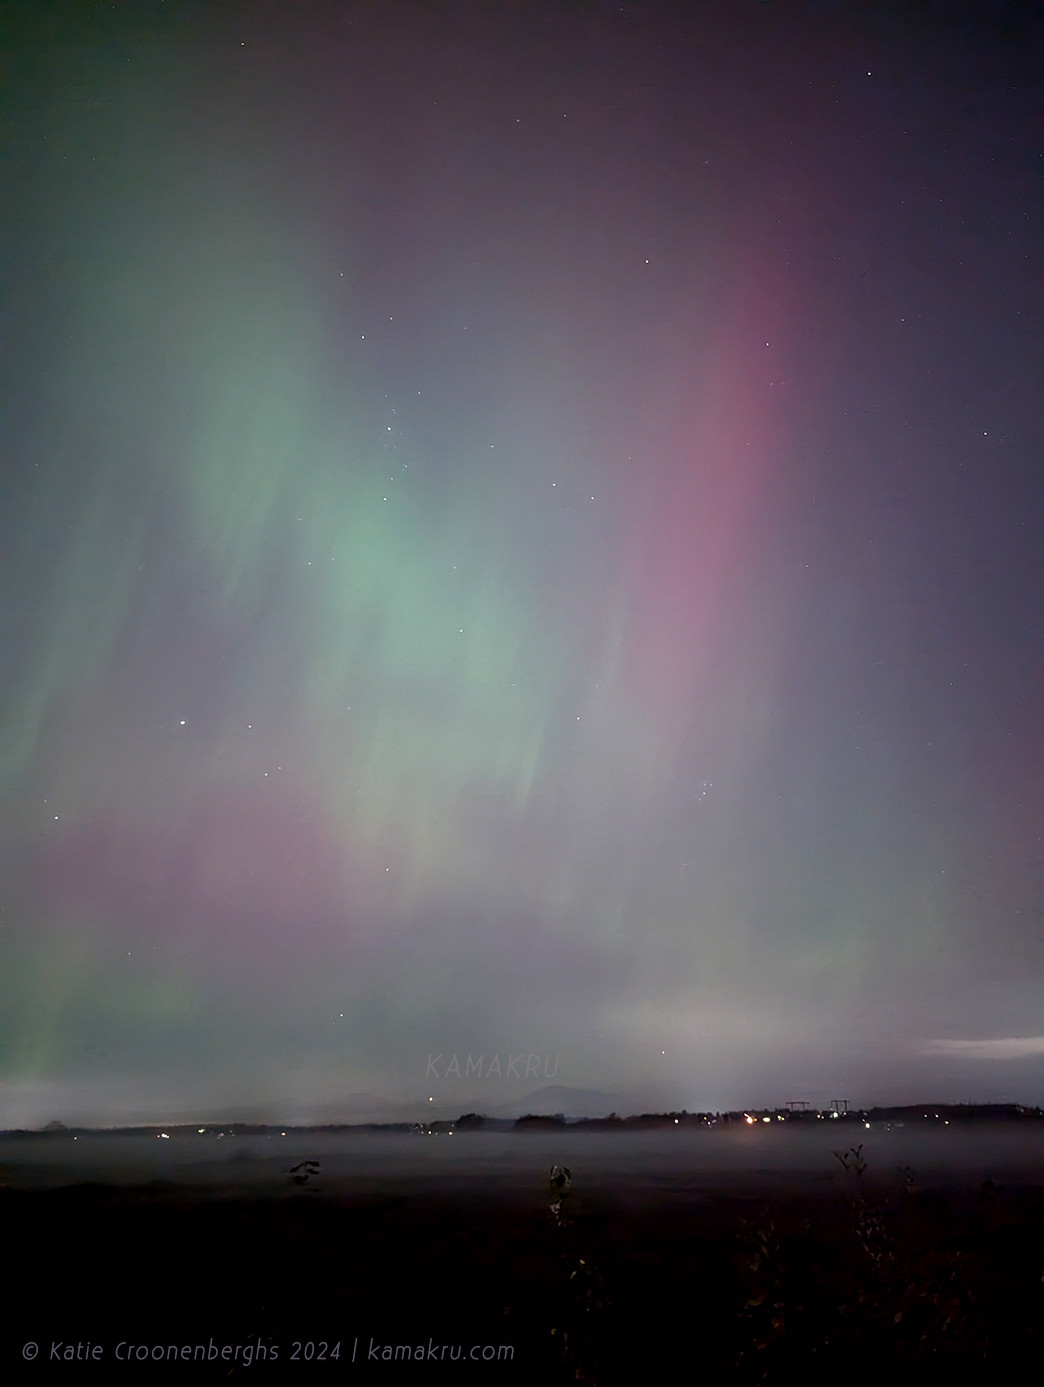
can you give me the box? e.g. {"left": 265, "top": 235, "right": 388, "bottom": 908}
{"left": 1, "top": 1122, "right": 1039, "bottom": 1195}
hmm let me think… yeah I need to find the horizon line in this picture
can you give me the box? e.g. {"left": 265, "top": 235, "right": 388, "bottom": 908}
{"left": 7, "top": 1098, "right": 1042, "bottom": 1135}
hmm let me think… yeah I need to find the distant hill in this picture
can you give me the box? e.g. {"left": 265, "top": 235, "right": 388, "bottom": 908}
{"left": 483, "top": 1085, "right": 630, "bottom": 1121}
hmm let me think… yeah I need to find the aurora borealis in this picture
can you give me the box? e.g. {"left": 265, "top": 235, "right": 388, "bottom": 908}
{"left": 2, "top": 0, "right": 1041, "bottom": 1126}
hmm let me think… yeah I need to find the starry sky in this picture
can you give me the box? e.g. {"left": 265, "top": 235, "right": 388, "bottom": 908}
{"left": 2, "top": 0, "right": 1042, "bottom": 1127}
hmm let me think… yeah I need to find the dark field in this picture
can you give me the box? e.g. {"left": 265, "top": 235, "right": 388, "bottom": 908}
{"left": 5, "top": 1126, "right": 1043, "bottom": 1384}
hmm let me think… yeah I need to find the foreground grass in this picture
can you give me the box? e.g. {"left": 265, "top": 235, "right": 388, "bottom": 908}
{"left": 5, "top": 1154, "right": 1042, "bottom": 1383}
{"left": 539, "top": 1150, "right": 1043, "bottom": 1384}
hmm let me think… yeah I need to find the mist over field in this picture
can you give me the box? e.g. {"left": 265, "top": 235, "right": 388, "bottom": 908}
{"left": 3, "top": 1119, "right": 1040, "bottom": 1201}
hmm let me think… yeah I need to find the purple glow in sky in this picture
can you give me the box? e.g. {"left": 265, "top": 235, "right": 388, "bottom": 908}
{"left": 2, "top": 0, "right": 1041, "bottom": 1127}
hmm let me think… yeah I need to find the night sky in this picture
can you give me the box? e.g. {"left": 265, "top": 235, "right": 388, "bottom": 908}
{"left": 2, "top": 0, "right": 1042, "bottom": 1127}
